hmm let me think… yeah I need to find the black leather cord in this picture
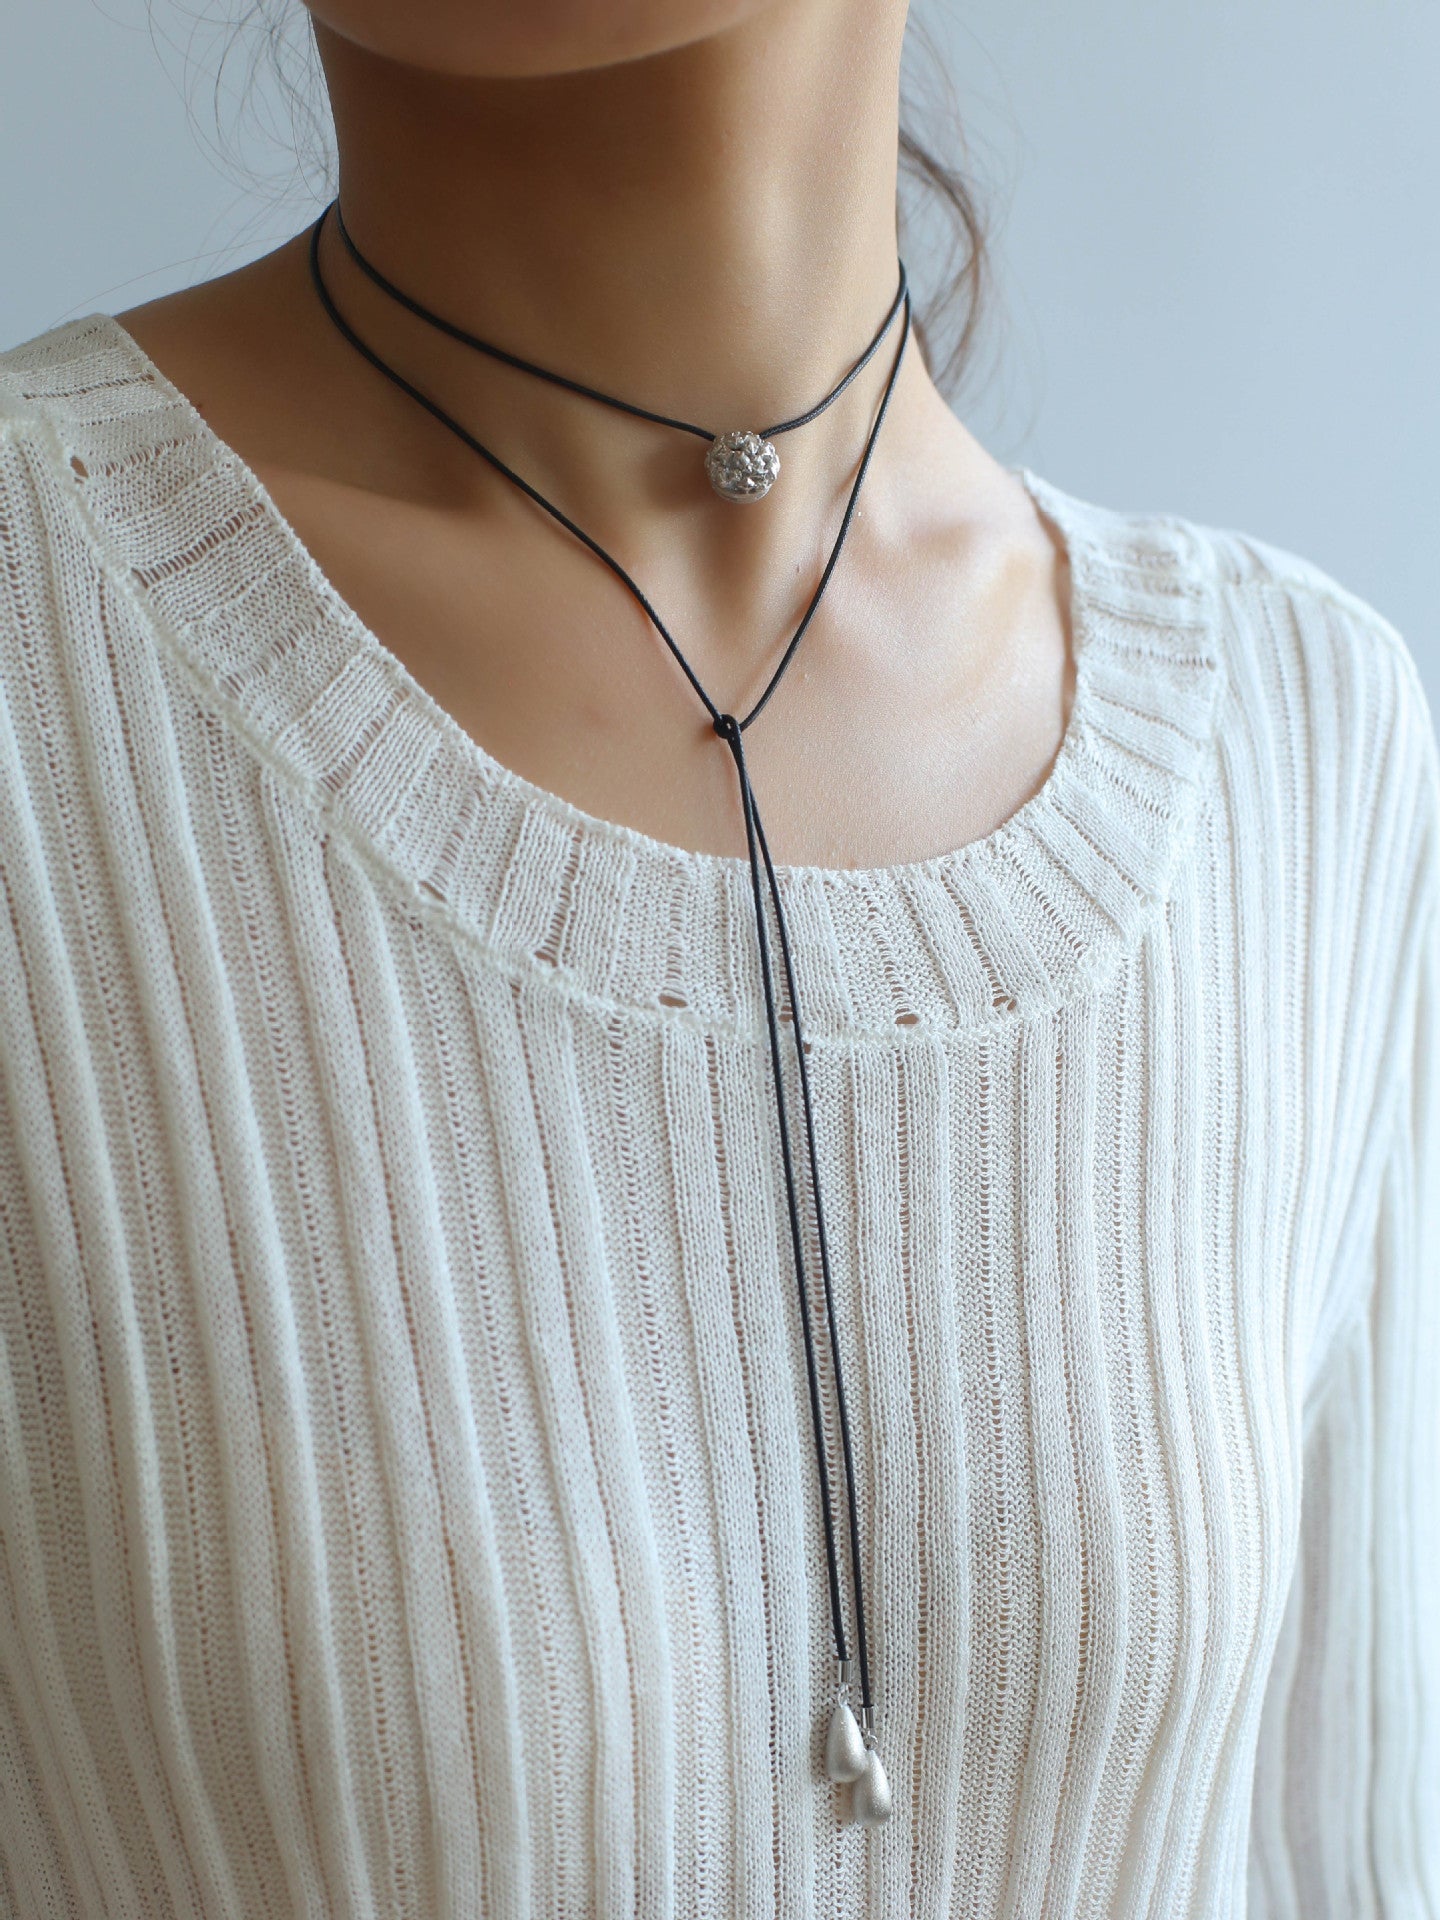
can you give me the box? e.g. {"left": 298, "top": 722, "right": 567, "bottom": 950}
{"left": 330, "top": 194, "right": 908, "bottom": 445}
{"left": 305, "top": 200, "right": 911, "bottom": 1724}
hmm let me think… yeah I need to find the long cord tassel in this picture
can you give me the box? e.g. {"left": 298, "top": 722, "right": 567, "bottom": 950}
{"left": 307, "top": 206, "right": 909, "bottom": 1831}
{"left": 713, "top": 714, "right": 892, "bottom": 1829}
{"left": 746, "top": 797, "right": 893, "bottom": 1830}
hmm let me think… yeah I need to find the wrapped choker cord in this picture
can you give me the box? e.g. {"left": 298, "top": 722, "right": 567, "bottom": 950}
{"left": 306, "top": 201, "right": 910, "bottom": 1829}
{"left": 329, "top": 196, "right": 908, "bottom": 506}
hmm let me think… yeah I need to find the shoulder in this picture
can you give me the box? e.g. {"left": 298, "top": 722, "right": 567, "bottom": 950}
{"left": 1176, "top": 505, "right": 1438, "bottom": 858}
{"left": 0, "top": 315, "right": 213, "bottom": 785}
{"left": 0, "top": 308, "right": 207, "bottom": 500}
{"left": 1180, "top": 497, "right": 1425, "bottom": 744}
{"left": 1169, "top": 502, "right": 1439, "bottom": 1084}
{"left": 1039, "top": 471, "right": 1436, "bottom": 853}
{"left": 1034, "top": 471, "right": 1440, "bottom": 1054}
{"left": 0, "top": 311, "right": 151, "bottom": 451}
{"left": 0, "top": 312, "right": 212, "bottom": 653}
{"left": 0, "top": 312, "right": 154, "bottom": 551}
{"left": 1040, "top": 467, "right": 1420, "bottom": 708}
{"left": 0, "top": 317, "right": 96, "bottom": 518}
{"left": 0, "top": 321, "right": 115, "bottom": 694}
{"left": 1185, "top": 506, "right": 1423, "bottom": 715}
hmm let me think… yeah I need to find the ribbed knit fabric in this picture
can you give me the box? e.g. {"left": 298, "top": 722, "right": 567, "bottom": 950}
{"left": 0, "top": 311, "right": 1437, "bottom": 1920}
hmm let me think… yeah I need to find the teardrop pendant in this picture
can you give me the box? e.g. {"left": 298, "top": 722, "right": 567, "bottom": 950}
{"left": 825, "top": 1699, "right": 867, "bottom": 1783}
{"left": 851, "top": 1746, "right": 893, "bottom": 1828}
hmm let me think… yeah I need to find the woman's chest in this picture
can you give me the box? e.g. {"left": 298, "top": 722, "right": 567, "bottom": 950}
{"left": 9, "top": 889, "right": 1323, "bottom": 1915}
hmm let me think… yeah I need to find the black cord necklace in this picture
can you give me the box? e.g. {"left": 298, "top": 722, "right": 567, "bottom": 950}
{"left": 306, "top": 199, "right": 909, "bottom": 1828}
{"left": 329, "top": 195, "right": 907, "bottom": 503}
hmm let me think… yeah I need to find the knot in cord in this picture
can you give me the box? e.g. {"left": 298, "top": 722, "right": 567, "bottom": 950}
{"left": 305, "top": 198, "right": 910, "bottom": 1796}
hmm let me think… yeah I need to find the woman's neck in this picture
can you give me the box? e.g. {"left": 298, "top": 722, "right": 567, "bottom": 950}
{"left": 299, "top": 0, "right": 970, "bottom": 610}
{"left": 111, "top": 1, "right": 1066, "bottom": 864}
{"left": 313, "top": 1, "right": 910, "bottom": 428}
{"left": 118, "top": 0, "right": 1022, "bottom": 686}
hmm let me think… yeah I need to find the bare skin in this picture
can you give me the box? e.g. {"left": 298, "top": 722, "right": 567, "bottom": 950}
{"left": 116, "top": 0, "right": 1073, "bottom": 871}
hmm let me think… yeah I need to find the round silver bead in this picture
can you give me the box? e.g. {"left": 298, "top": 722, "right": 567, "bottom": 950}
{"left": 705, "top": 429, "right": 780, "bottom": 502}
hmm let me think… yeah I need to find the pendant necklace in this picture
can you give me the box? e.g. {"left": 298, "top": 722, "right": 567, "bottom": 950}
{"left": 307, "top": 200, "right": 911, "bottom": 1828}
{"left": 328, "top": 196, "right": 907, "bottom": 505}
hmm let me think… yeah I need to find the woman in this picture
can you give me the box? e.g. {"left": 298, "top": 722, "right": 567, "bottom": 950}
{"left": 0, "top": 2, "right": 1436, "bottom": 1914}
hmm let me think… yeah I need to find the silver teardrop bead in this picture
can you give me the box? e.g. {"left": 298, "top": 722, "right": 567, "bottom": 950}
{"left": 825, "top": 1699, "right": 867, "bottom": 1782}
{"left": 852, "top": 1746, "right": 893, "bottom": 1827}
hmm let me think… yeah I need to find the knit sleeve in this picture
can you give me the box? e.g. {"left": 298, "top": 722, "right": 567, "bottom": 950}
{"left": 1247, "top": 652, "right": 1440, "bottom": 1916}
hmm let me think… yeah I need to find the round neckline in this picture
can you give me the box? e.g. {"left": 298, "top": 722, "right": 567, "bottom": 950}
{"left": 34, "top": 311, "right": 1229, "bottom": 1039}
{"left": 107, "top": 314, "right": 1096, "bottom": 895}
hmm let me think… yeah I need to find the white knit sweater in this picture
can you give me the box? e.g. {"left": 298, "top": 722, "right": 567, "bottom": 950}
{"left": 0, "top": 311, "right": 1437, "bottom": 1920}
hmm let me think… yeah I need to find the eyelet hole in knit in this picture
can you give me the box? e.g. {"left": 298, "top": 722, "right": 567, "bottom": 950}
{"left": 9, "top": 318, "right": 1367, "bottom": 1918}
{"left": 65, "top": 329, "right": 1236, "bottom": 1042}
{"left": 69, "top": 453, "right": 89, "bottom": 480}
{"left": 657, "top": 991, "right": 688, "bottom": 1008}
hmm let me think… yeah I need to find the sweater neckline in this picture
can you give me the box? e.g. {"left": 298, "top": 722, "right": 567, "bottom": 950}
{"left": 29, "top": 312, "right": 1228, "bottom": 1039}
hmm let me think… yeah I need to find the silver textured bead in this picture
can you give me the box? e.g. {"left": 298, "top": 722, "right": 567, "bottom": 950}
{"left": 705, "top": 429, "right": 780, "bottom": 502}
{"left": 852, "top": 1745, "right": 893, "bottom": 1828}
{"left": 825, "top": 1699, "right": 867, "bottom": 1783}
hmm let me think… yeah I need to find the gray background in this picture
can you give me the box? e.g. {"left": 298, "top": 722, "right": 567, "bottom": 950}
{"left": 3, "top": 0, "right": 1436, "bottom": 707}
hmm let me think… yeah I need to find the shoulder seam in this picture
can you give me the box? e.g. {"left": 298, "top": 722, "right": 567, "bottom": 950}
{"left": 1078, "top": 498, "right": 1405, "bottom": 651}
{"left": 1196, "top": 540, "right": 1414, "bottom": 680}
{"left": 1237, "top": 559, "right": 1432, "bottom": 746}
{"left": 1222, "top": 566, "right": 1404, "bottom": 641}
{"left": 1173, "top": 512, "right": 1405, "bottom": 646}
